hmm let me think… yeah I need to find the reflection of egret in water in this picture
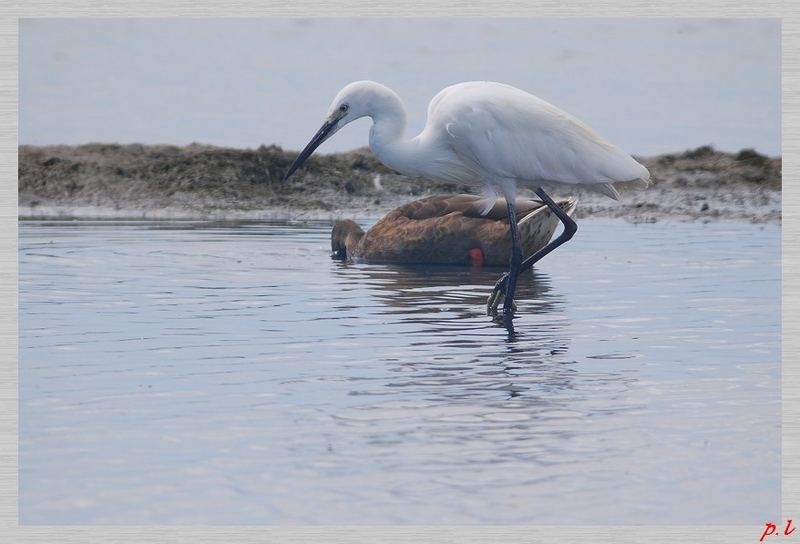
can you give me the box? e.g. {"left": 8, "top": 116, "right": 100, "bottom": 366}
{"left": 327, "top": 256, "right": 645, "bottom": 463}
{"left": 325, "top": 262, "right": 644, "bottom": 493}
{"left": 327, "top": 258, "right": 642, "bottom": 479}
{"left": 328, "top": 259, "right": 597, "bottom": 400}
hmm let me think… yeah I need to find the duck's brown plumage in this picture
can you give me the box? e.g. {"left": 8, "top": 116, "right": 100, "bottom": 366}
{"left": 332, "top": 194, "right": 577, "bottom": 267}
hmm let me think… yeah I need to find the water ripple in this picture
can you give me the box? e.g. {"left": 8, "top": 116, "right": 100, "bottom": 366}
{"left": 19, "top": 219, "right": 780, "bottom": 524}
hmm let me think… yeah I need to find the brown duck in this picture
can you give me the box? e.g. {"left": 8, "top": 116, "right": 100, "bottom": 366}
{"left": 332, "top": 194, "right": 577, "bottom": 267}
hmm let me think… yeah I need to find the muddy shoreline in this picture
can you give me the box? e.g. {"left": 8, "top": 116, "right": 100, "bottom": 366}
{"left": 19, "top": 143, "right": 781, "bottom": 224}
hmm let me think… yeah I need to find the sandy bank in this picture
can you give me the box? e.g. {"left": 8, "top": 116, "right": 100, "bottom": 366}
{"left": 19, "top": 143, "right": 781, "bottom": 224}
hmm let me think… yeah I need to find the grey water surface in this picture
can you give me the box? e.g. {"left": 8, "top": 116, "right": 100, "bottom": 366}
{"left": 19, "top": 218, "right": 780, "bottom": 524}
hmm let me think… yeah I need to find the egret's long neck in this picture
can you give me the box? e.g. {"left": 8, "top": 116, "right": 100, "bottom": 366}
{"left": 367, "top": 92, "right": 422, "bottom": 176}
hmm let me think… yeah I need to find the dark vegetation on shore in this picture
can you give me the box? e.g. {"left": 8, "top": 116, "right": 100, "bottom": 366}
{"left": 18, "top": 143, "right": 781, "bottom": 222}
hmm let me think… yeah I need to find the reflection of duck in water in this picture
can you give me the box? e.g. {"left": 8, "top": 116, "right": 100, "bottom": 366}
{"left": 332, "top": 258, "right": 567, "bottom": 342}
{"left": 333, "top": 260, "right": 561, "bottom": 316}
{"left": 331, "top": 194, "right": 577, "bottom": 267}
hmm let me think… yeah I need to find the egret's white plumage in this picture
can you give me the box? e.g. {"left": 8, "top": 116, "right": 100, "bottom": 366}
{"left": 285, "top": 80, "right": 649, "bottom": 320}
{"left": 313, "top": 80, "right": 649, "bottom": 204}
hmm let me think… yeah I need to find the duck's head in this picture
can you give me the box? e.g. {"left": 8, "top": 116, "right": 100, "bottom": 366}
{"left": 331, "top": 219, "right": 366, "bottom": 260}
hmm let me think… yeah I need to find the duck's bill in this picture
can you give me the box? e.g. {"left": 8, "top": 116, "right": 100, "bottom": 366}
{"left": 283, "top": 120, "right": 336, "bottom": 181}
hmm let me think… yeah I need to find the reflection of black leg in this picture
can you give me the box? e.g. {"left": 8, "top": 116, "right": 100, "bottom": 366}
{"left": 488, "top": 187, "right": 577, "bottom": 316}
{"left": 501, "top": 197, "right": 524, "bottom": 318}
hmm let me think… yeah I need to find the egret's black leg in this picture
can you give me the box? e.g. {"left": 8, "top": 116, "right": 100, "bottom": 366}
{"left": 496, "top": 197, "right": 524, "bottom": 320}
{"left": 521, "top": 187, "right": 578, "bottom": 269}
{"left": 488, "top": 187, "right": 578, "bottom": 316}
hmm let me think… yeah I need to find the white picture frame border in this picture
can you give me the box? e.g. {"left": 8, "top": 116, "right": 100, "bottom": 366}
{"left": 1, "top": 2, "right": 795, "bottom": 543}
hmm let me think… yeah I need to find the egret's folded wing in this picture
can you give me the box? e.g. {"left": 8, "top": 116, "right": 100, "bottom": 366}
{"left": 434, "top": 82, "right": 649, "bottom": 186}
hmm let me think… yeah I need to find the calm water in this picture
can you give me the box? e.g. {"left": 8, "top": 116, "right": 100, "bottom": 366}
{"left": 19, "top": 218, "right": 780, "bottom": 525}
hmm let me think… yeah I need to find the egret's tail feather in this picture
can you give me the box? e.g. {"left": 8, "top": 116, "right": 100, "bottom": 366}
{"left": 595, "top": 182, "right": 621, "bottom": 201}
{"left": 478, "top": 185, "right": 499, "bottom": 216}
{"left": 616, "top": 178, "right": 650, "bottom": 190}
{"left": 592, "top": 177, "right": 650, "bottom": 201}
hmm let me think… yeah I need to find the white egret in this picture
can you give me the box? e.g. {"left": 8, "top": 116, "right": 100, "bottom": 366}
{"left": 284, "top": 81, "right": 649, "bottom": 320}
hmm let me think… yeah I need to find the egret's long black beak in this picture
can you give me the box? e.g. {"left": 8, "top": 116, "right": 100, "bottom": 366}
{"left": 283, "top": 120, "right": 337, "bottom": 181}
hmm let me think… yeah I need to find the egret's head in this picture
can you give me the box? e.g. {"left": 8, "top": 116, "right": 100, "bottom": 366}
{"left": 325, "top": 80, "right": 387, "bottom": 125}
{"left": 284, "top": 81, "right": 392, "bottom": 181}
